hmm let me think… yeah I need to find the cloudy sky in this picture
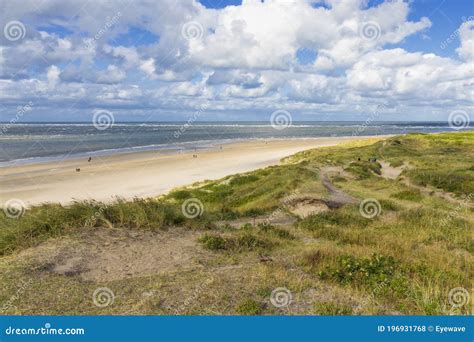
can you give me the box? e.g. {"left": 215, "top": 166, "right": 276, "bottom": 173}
{"left": 0, "top": 0, "right": 473, "bottom": 122}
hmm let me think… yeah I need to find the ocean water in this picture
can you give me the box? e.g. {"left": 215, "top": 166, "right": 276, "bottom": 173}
{"left": 0, "top": 122, "right": 470, "bottom": 166}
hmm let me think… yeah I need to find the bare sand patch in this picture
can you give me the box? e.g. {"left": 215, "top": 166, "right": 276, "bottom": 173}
{"left": 22, "top": 228, "right": 208, "bottom": 282}
{"left": 379, "top": 161, "right": 404, "bottom": 180}
{"left": 288, "top": 198, "right": 330, "bottom": 218}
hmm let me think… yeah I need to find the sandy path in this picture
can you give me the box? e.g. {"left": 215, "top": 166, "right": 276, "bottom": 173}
{"left": 320, "top": 166, "right": 357, "bottom": 206}
{"left": 0, "top": 137, "right": 378, "bottom": 206}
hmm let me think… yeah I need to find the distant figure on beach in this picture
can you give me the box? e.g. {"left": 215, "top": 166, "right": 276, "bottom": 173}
{"left": 75, "top": 168, "right": 81, "bottom": 172}
{"left": 88, "top": 157, "right": 92, "bottom": 162}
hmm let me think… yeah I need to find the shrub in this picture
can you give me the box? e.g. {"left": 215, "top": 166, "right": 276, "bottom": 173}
{"left": 198, "top": 234, "right": 227, "bottom": 251}
{"left": 198, "top": 233, "right": 271, "bottom": 252}
{"left": 235, "top": 299, "right": 264, "bottom": 315}
{"left": 319, "top": 254, "right": 398, "bottom": 286}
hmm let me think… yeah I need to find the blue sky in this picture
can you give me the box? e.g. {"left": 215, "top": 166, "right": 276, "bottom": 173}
{"left": 0, "top": 0, "right": 473, "bottom": 122}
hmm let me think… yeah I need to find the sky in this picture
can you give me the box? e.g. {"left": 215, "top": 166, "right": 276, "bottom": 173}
{"left": 0, "top": 0, "right": 473, "bottom": 122}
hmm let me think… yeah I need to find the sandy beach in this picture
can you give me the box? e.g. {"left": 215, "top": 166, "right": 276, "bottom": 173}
{"left": 0, "top": 136, "right": 381, "bottom": 206}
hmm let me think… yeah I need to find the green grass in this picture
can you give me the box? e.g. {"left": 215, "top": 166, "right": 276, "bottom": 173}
{"left": 390, "top": 189, "right": 423, "bottom": 201}
{"left": 298, "top": 206, "right": 371, "bottom": 229}
{"left": 406, "top": 169, "right": 474, "bottom": 195}
{"left": 0, "top": 199, "right": 185, "bottom": 256}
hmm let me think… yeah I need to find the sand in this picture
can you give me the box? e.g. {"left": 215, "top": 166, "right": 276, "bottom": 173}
{"left": 0, "top": 137, "right": 381, "bottom": 206}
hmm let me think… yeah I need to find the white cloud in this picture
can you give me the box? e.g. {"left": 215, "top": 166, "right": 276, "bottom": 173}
{"left": 139, "top": 58, "right": 157, "bottom": 79}
{"left": 347, "top": 48, "right": 474, "bottom": 105}
{"left": 46, "top": 65, "right": 60, "bottom": 88}
{"left": 0, "top": 0, "right": 472, "bottom": 121}
{"left": 456, "top": 21, "right": 474, "bottom": 61}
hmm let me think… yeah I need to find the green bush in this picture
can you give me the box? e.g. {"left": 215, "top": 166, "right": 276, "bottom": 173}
{"left": 235, "top": 299, "right": 264, "bottom": 315}
{"left": 198, "top": 234, "right": 227, "bottom": 251}
{"left": 319, "top": 254, "right": 398, "bottom": 286}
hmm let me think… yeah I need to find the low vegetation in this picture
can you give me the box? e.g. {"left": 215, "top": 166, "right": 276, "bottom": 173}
{"left": 0, "top": 131, "right": 472, "bottom": 315}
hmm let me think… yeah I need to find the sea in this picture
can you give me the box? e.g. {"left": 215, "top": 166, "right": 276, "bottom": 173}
{"left": 0, "top": 122, "right": 471, "bottom": 166}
